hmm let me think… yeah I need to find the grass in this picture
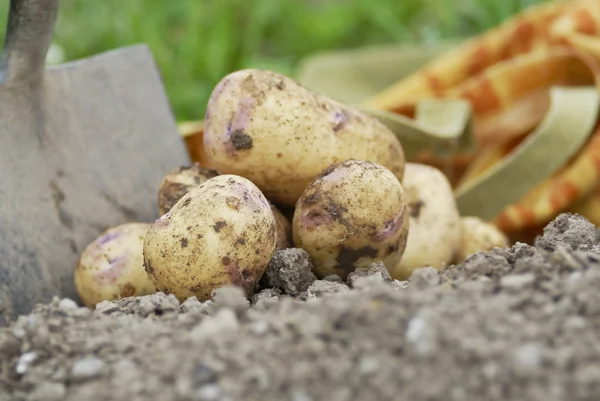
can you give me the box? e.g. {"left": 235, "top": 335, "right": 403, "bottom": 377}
{"left": 0, "top": 0, "right": 550, "bottom": 121}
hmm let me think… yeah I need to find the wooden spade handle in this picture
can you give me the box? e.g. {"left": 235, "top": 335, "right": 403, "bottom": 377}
{"left": 0, "top": 0, "right": 59, "bottom": 86}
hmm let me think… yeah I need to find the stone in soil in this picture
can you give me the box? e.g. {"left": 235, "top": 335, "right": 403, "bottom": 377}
{"left": 1, "top": 213, "right": 600, "bottom": 400}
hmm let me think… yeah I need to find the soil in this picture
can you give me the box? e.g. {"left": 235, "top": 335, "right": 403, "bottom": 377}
{"left": 2, "top": 213, "right": 600, "bottom": 401}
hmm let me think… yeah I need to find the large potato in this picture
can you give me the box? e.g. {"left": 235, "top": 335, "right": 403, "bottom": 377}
{"left": 157, "top": 163, "right": 218, "bottom": 216}
{"left": 203, "top": 68, "right": 406, "bottom": 206}
{"left": 292, "top": 160, "right": 409, "bottom": 279}
{"left": 455, "top": 216, "right": 509, "bottom": 262}
{"left": 389, "top": 163, "right": 461, "bottom": 280}
{"left": 143, "top": 174, "right": 277, "bottom": 301}
{"left": 74, "top": 223, "right": 156, "bottom": 308}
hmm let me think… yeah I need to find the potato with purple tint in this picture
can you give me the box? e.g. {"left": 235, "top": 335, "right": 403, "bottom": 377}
{"left": 292, "top": 160, "right": 409, "bottom": 279}
{"left": 74, "top": 223, "right": 156, "bottom": 308}
{"left": 389, "top": 163, "right": 461, "bottom": 280}
{"left": 158, "top": 163, "right": 218, "bottom": 216}
{"left": 455, "top": 217, "right": 509, "bottom": 262}
{"left": 203, "top": 69, "right": 406, "bottom": 207}
{"left": 143, "top": 174, "right": 277, "bottom": 302}
{"left": 157, "top": 163, "right": 291, "bottom": 250}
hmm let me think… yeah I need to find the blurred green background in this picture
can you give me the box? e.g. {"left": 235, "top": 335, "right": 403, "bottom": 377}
{"left": 0, "top": 0, "right": 549, "bottom": 122}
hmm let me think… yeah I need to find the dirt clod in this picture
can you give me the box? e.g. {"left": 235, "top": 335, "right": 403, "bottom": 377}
{"left": 251, "top": 288, "right": 281, "bottom": 304}
{"left": 322, "top": 274, "right": 343, "bottom": 283}
{"left": 28, "top": 382, "right": 66, "bottom": 401}
{"left": 180, "top": 296, "right": 211, "bottom": 315}
{"left": 347, "top": 261, "right": 392, "bottom": 287}
{"left": 534, "top": 212, "right": 596, "bottom": 252}
{"left": 306, "top": 280, "right": 349, "bottom": 297}
{"left": 96, "top": 292, "right": 180, "bottom": 317}
{"left": 70, "top": 357, "right": 105, "bottom": 382}
{"left": 230, "top": 130, "right": 253, "bottom": 150}
{"left": 408, "top": 266, "right": 440, "bottom": 289}
{"left": 210, "top": 286, "right": 249, "bottom": 314}
{"left": 261, "top": 248, "right": 317, "bottom": 295}
{"left": 3, "top": 213, "right": 600, "bottom": 400}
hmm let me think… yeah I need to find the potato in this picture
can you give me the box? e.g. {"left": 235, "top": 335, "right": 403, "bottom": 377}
{"left": 143, "top": 174, "right": 277, "bottom": 301}
{"left": 292, "top": 160, "right": 409, "bottom": 279}
{"left": 157, "top": 163, "right": 218, "bottom": 215}
{"left": 272, "top": 206, "right": 293, "bottom": 250}
{"left": 74, "top": 223, "right": 156, "bottom": 308}
{"left": 158, "top": 164, "right": 290, "bottom": 250}
{"left": 203, "top": 68, "right": 406, "bottom": 206}
{"left": 455, "top": 217, "right": 509, "bottom": 262}
{"left": 389, "top": 163, "right": 461, "bottom": 280}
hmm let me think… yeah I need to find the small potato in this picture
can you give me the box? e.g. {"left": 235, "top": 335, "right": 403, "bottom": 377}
{"left": 158, "top": 164, "right": 290, "bottom": 250}
{"left": 389, "top": 163, "right": 461, "bottom": 280}
{"left": 292, "top": 160, "right": 409, "bottom": 279}
{"left": 143, "top": 174, "right": 277, "bottom": 301}
{"left": 455, "top": 217, "right": 509, "bottom": 262}
{"left": 272, "top": 206, "right": 293, "bottom": 250}
{"left": 74, "top": 223, "right": 156, "bottom": 308}
{"left": 203, "top": 69, "right": 406, "bottom": 206}
{"left": 158, "top": 163, "right": 218, "bottom": 215}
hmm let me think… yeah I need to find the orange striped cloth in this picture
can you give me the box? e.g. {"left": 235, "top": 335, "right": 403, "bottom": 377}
{"left": 365, "top": 0, "right": 600, "bottom": 241}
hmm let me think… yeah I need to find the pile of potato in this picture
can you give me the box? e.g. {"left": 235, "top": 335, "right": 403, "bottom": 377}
{"left": 74, "top": 69, "right": 508, "bottom": 307}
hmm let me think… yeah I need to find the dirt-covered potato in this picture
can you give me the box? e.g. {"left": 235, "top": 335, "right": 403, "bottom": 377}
{"left": 158, "top": 163, "right": 218, "bottom": 216}
{"left": 455, "top": 217, "right": 509, "bottom": 262}
{"left": 158, "top": 163, "right": 290, "bottom": 249}
{"left": 273, "top": 206, "right": 293, "bottom": 250}
{"left": 74, "top": 223, "right": 156, "bottom": 308}
{"left": 389, "top": 163, "right": 461, "bottom": 280}
{"left": 292, "top": 160, "right": 409, "bottom": 279}
{"left": 203, "top": 69, "right": 406, "bottom": 206}
{"left": 143, "top": 174, "right": 277, "bottom": 301}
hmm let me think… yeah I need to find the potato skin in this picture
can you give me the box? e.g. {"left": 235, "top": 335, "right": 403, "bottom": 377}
{"left": 203, "top": 69, "right": 406, "bottom": 206}
{"left": 272, "top": 205, "right": 293, "bottom": 250}
{"left": 158, "top": 163, "right": 218, "bottom": 216}
{"left": 74, "top": 223, "right": 156, "bottom": 308}
{"left": 292, "top": 160, "right": 409, "bottom": 279}
{"left": 455, "top": 217, "right": 509, "bottom": 262}
{"left": 389, "top": 163, "right": 461, "bottom": 280}
{"left": 157, "top": 164, "right": 291, "bottom": 249}
{"left": 143, "top": 174, "right": 277, "bottom": 301}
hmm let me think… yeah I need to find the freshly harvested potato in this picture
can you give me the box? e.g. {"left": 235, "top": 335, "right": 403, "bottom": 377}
{"left": 272, "top": 206, "right": 293, "bottom": 250}
{"left": 203, "top": 68, "right": 406, "bottom": 206}
{"left": 292, "top": 160, "right": 409, "bottom": 279}
{"left": 158, "top": 163, "right": 218, "bottom": 215}
{"left": 158, "top": 163, "right": 290, "bottom": 250}
{"left": 143, "top": 174, "right": 277, "bottom": 301}
{"left": 455, "top": 217, "right": 509, "bottom": 262}
{"left": 389, "top": 163, "right": 461, "bottom": 280}
{"left": 74, "top": 223, "right": 156, "bottom": 308}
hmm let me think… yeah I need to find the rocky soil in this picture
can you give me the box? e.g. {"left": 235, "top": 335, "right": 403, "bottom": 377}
{"left": 2, "top": 213, "right": 600, "bottom": 401}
